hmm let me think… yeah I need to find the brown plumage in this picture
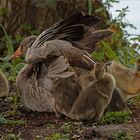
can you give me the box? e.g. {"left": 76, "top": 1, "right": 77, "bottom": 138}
{"left": 11, "top": 12, "right": 113, "bottom": 62}
{"left": 69, "top": 62, "right": 116, "bottom": 121}
{"left": 16, "top": 55, "right": 74, "bottom": 112}
{"left": 26, "top": 40, "right": 95, "bottom": 69}
{"left": 30, "top": 12, "right": 113, "bottom": 54}
{"left": 107, "top": 61, "right": 140, "bottom": 100}
{"left": 14, "top": 37, "right": 93, "bottom": 112}
{"left": 77, "top": 63, "right": 127, "bottom": 113}
{"left": 10, "top": 12, "right": 113, "bottom": 112}
{"left": 105, "top": 88, "right": 127, "bottom": 112}
{"left": 53, "top": 63, "right": 116, "bottom": 121}
{"left": 53, "top": 72, "right": 81, "bottom": 118}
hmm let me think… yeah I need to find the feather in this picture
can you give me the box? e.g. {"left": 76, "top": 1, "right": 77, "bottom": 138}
{"left": 26, "top": 40, "right": 95, "bottom": 70}
{"left": 48, "top": 56, "right": 69, "bottom": 75}
{"left": 31, "top": 12, "right": 100, "bottom": 48}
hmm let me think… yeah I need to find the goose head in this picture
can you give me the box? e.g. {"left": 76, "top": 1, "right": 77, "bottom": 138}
{"left": 10, "top": 35, "right": 37, "bottom": 60}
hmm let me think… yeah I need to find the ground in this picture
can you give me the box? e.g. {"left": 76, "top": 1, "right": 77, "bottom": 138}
{"left": 0, "top": 90, "right": 140, "bottom": 140}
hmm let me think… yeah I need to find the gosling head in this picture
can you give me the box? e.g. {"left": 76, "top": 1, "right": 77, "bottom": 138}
{"left": 10, "top": 35, "right": 37, "bottom": 60}
{"left": 94, "top": 62, "right": 106, "bottom": 79}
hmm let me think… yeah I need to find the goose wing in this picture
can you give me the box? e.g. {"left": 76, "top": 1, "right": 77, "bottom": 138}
{"left": 30, "top": 12, "right": 100, "bottom": 49}
{"left": 26, "top": 40, "right": 95, "bottom": 69}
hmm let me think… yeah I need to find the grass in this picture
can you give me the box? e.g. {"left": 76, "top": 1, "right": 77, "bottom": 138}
{"left": 0, "top": 116, "right": 26, "bottom": 125}
{"left": 60, "top": 122, "right": 75, "bottom": 133}
{"left": 128, "top": 96, "right": 140, "bottom": 109}
{"left": 2, "top": 133, "right": 22, "bottom": 140}
{"left": 45, "top": 133, "right": 70, "bottom": 140}
{"left": 109, "top": 131, "right": 133, "bottom": 140}
{"left": 101, "top": 110, "right": 132, "bottom": 124}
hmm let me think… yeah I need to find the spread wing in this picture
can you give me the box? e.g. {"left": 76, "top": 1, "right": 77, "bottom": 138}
{"left": 26, "top": 40, "right": 95, "bottom": 70}
{"left": 30, "top": 12, "right": 100, "bottom": 49}
{"left": 25, "top": 12, "right": 101, "bottom": 69}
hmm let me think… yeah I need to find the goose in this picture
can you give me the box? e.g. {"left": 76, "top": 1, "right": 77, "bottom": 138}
{"left": 11, "top": 38, "right": 94, "bottom": 112}
{"left": 107, "top": 61, "right": 140, "bottom": 100}
{"left": 10, "top": 12, "right": 113, "bottom": 112}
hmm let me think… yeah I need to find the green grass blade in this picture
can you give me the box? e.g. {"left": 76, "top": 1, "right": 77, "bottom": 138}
{"left": 0, "top": 24, "right": 14, "bottom": 58}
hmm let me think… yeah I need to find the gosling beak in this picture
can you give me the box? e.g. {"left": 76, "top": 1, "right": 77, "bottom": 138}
{"left": 9, "top": 47, "right": 22, "bottom": 61}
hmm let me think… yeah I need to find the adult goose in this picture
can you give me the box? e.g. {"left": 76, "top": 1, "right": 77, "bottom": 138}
{"left": 11, "top": 38, "right": 96, "bottom": 112}
{"left": 10, "top": 12, "right": 113, "bottom": 112}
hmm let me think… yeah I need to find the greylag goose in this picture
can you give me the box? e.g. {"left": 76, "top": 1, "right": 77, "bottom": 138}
{"left": 11, "top": 38, "right": 96, "bottom": 112}
{"left": 9, "top": 13, "right": 93, "bottom": 112}
{"left": 10, "top": 12, "right": 113, "bottom": 112}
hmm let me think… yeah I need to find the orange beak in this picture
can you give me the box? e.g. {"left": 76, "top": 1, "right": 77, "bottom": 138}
{"left": 10, "top": 47, "right": 22, "bottom": 61}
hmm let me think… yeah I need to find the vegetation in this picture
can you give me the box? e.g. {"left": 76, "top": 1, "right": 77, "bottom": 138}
{"left": 46, "top": 133, "right": 70, "bottom": 140}
{"left": 0, "top": 116, "right": 26, "bottom": 125}
{"left": 92, "top": 0, "right": 139, "bottom": 67}
{"left": 0, "top": 24, "right": 25, "bottom": 81}
{"left": 101, "top": 111, "right": 132, "bottom": 124}
{"left": 128, "top": 95, "right": 140, "bottom": 109}
{"left": 109, "top": 131, "right": 133, "bottom": 140}
{"left": 2, "top": 133, "right": 22, "bottom": 140}
{"left": 0, "top": 0, "right": 140, "bottom": 139}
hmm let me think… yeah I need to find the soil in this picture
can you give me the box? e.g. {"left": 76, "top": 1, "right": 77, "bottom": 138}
{"left": 0, "top": 91, "right": 140, "bottom": 140}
